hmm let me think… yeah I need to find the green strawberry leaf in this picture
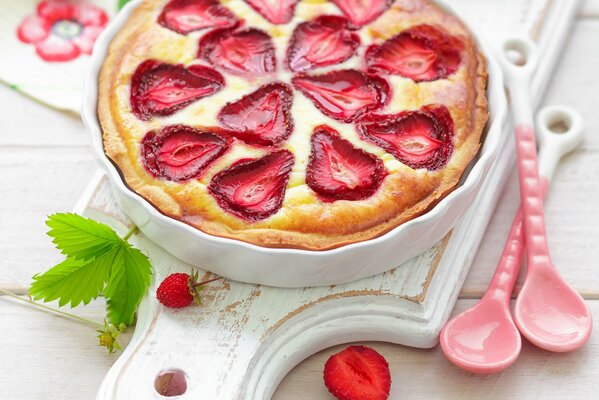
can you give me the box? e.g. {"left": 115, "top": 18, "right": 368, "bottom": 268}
{"left": 117, "top": 0, "right": 132, "bottom": 11}
{"left": 104, "top": 244, "right": 152, "bottom": 326}
{"left": 46, "top": 213, "right": 120, "bottom": 261}
{"left": 32, "top": 213, "right": 153, "bottom": 327}
{"left": 29, "top": 247, "right": 117, "bottom": 307}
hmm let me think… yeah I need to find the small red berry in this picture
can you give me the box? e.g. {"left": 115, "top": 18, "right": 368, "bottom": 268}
{"left": 156, "top": 271, "right": 223, "bottom": 308}
{"left": 323, "top": 345, "right": 391, "bottom": 400}
{"left": 156, "top": 273, "right": 195, "bottom": 308}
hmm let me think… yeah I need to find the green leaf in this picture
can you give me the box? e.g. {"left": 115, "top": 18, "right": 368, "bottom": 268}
{"left": 104, "top": 244, "right": 152, "bottom": 326}
{"left": 117, "top": 0, "right": 132, "bottom": 10}
{"left": 29, "top": 247, "right": 118, "bottom": 307}
{"left": 46, "top": 213, "right": 120, "bottom": 260}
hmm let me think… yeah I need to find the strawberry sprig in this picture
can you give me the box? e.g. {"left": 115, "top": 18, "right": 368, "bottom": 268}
{"left": 30, "top": 213, "right": 152, "bottom": 327}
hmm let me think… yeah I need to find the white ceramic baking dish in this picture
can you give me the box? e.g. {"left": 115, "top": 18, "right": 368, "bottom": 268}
{"left": 82, "top": 0, "right": 507, "bottom": 288}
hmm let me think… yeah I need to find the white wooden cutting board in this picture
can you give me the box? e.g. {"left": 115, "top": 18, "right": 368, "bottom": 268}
{"left": 81, "top": 1, "right": 580, "bottom": 398}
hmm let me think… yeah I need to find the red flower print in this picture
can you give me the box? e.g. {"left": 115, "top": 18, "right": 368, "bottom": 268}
{"left": 17, "top": 0, "right": 108, "bottom": 62}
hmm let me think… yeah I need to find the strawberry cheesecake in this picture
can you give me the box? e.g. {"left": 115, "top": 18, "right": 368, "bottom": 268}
{"left": 98, "top": 0, "right": 488, "bottom": 250}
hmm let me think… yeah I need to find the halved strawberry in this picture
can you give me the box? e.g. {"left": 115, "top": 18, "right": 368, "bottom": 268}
{"left": 287, "top": 15, "right": 360, "bottom": 72}
{"left": 130, "top": 60, "right": 225, "bottom": 121}
{"left": 198, "top": 26, "right": 276, "bottom": 76}
{"left": 365, "top": 24, "right": 463, "bottom": 82}
{"left": 243, "top": 0, "right": 299, "bottom": 24}
{"left": 158, "top": 0, "right": 238, "bottom": 35}
{"left": 292, "top": 69, "right": 390, "bottom": 122}
{"left": 357, "top": 105, "right": 454, "bottom": 170}
{"left": 209, "top": 150, "right": 294, "bottom": 220}
{"left": 307, "top": 126, "right": 386, "bottom": 202}
{"left": 331, "top": 0, "right": 391, "bottom": 28}
{"left": 218, "top": 82, "right": 293, "bottom": 146}
{"left": 141, "top": 125, "right": 231, "bottom": 182}
{"left": 324, "top": 345, "right": 391, "bottom": 400}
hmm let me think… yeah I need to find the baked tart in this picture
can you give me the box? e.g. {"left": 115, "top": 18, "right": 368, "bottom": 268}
{"left": 98, "top": 0, "right": 488, "bottom": 250}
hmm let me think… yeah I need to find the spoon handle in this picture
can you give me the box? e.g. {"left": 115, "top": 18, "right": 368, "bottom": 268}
{"left": 487, "top": 179, "right": 548, "bottom": 303}
{"left": 515, "top": 124, "right": 553, "bottom": 270}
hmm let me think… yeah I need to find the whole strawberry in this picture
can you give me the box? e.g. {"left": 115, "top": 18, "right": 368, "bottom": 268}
{"left": 156, "top": 270, "right": 222, "bottom": 308}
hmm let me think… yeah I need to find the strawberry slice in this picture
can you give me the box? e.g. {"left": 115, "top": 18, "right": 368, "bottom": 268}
{"left": 198, "top": 26, "right": 276, "bottom": 76}
{"left": 158, "top": 0, "right": 238, "bottom": 35}
{"left": 358, "top": 105, "right": 455, "bottom": 170}
{"left": 209, "top": 150, "right": 294, "bottom": 220}
{"left": 331, "top": 0, "right": 391, "bottom": 28}
{"left": 287, "top": 15, "right": 360, "bottom": 72}
{"left": 365, "top": 24, "right": 463, "bottom": 82}
{"left": 292, "top": 69, "right": 390, "bottom": 122}
{"left": 218, "top": 82, "right": 293, "bottom": 146}
{"left": 130, "top": 60, "right": 225, "bottom": 121}
{"left": 324, "top": 345, "right": 391, "bottom": 400}
{"left": 243, "top": 0, "right": 299, "bottom": 24}
{"left": 141, "top": 125, "right": 231, "bottom": 182}
{"left": 307, "top": 126, "right": 386, "bottom": 202}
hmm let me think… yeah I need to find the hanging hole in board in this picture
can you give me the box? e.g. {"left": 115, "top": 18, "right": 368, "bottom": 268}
{"left": 155, "top": 369, "right": 187, "bottom": 397}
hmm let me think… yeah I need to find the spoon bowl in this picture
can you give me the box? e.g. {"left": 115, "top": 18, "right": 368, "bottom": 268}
{"left": 441, "top": 297, "right": 521, "bottom": 374}
{"left": 515, "top": 265, "right": 592, "bottom": 352}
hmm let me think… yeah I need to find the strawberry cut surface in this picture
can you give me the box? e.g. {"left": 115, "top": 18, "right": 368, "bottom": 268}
{"left": 307, "top": 126, "right": 386, "bottom": 202}
{"left": 358, "top": 105, "right": 455, "bottom": 170}
{"left": 365, "top": 24, "right": 463, "bottom": 82}
{"left": 209, "top": 150, "right": 294, "bottom": 220}
{"left": 292, "top": 69, "right": 390, "bottom": 122}
{"left": 218, "top": 82, "right": 294, "bottom": 146}
{"left": 141, "top": 125, "right": 231, "bottom": 182}
{"left": 199, "top": 26, "right": 276, "bottom": 76}
{"left": 324, "top": 345, "right": 391, "bottom": 400}
{"left": 130, "top": 60, "right": 225, "bottom": 121}
{"left": 286, "top": 15, "right": 360, "bottom": 72}
{"left": 243, "top": 0, "right": 299, "bottom": 24}
{"left": 331, "top": 0, "right": 391, "bottom": 28}
{"left": 157, "top": 0, "right": 238, "bottom": 35}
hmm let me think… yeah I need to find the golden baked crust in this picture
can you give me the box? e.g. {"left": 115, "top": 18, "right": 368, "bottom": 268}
{"left": 98, "top": 0, "right": 488, "bottom": 250}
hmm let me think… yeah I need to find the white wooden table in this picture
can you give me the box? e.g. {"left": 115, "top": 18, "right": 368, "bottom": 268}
{"left": 1, "top": 2, "right": 599, "bottom": 398}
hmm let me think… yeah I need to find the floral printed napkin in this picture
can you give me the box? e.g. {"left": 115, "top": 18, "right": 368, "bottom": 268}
{"left": 0, "top": 0, "right": 116, "bottom": 113}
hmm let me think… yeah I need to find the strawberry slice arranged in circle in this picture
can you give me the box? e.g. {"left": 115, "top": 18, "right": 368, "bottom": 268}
{"left": 141, "top": 125, "right": 231, "bottom": 182}
{"left": 292, "top": 69, "right": 390, "bottom": 122}
{"left": 287, "top": 15, "right": 360, "bottom": 72}
{"left": 243, "top": 0, "right": 299, "bottom": 25}
{"left": 324, "top": 345, "right": 391, "bottom": 400}
{"left": 130, "top": 60, "right": 225, "bottom": 121}
{"left": 358, "top": 105, "right": 455, "bottom": 170}
{"left": 158, "top": 0, "right": 238, "bottom": 35}
{"left": 331, "top": 0, "right": 391, "bottom": 28}
{"left": 199, "top": 26, "right": 276, "bottom": 76}
{"left": 307, "top": 125, "right": 386, "bottom": 202}
{"left": 209, "top": 150, "right": 294, "bottom": 220}
{"left": 218, "top": 82, "right": 294, "bottom": 146}
{"left": 365, "top": 24, "right": 463, "bottom": 82}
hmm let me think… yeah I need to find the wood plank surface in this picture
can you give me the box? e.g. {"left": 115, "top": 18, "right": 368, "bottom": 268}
{"left": 1, "top": 2, "right": 598, "bottom": 399}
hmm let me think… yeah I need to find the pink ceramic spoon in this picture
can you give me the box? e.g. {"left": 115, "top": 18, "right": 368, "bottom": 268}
{"left": 440, "top": 105, "right": 584, "bottom": 373}
{"left": 500, "top": 38, "right": 592, "bottom": 353}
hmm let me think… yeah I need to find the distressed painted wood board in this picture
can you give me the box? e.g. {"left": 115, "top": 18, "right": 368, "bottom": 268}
{"left": 80, "top": 1, "right": 580, "bottom": 398}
